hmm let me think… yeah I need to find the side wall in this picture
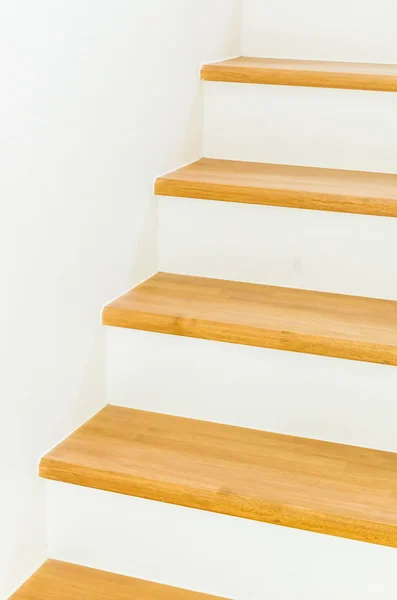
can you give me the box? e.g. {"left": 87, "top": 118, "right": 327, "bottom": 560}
{"left": 0, "top": 1, "right": 241, "bottom": 596}
{"left": 241, "top": 0, "right": 397, "bottom": 62}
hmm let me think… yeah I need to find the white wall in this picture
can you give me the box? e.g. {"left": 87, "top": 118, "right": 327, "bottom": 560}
{"left": 107, "top": 327, "right": 397, "bottom": 453}
{"left": 242, "top": 0, "right": 397, "bottom": 62}
{"left": 0, "top": 1, "right": 241, "bottom": 596}
{"left": 204, "top": 83, "right": 397, "bottom": 174}
{"left": 160, "top": 197, "right": 397, "bottom": 301}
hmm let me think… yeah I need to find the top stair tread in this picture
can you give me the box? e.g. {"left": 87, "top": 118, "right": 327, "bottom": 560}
{"left": 40, "top": 406, "right": 397, "bottom": 548}
{"left": 201, "top": 56, "right": 397, "bottom": 91}
{"left": 155, "top": 158, "right": 397, "bottom": 217}
{"left": 10, "top": 560, "right": 223, "bottom": 599}
{"left": 102, "top": 272, "right": 397, "bottom": 366}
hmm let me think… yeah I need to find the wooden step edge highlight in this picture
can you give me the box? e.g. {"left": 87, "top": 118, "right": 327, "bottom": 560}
{"left": 9, "top": 559, "right": 226, "bottom": 599}
{"left": 201, "top": 56, "right": 397, "bottom": 92}
{"left": 155, "top": 172, "right": 397, "bottom": 218}
{"left": 39, "top": 456, "right": 397, "bottom": 548}
{"left": 155, "top": 158, "right": 397, "bottom": 218}
{"left": 102, "top": 302, "right": 397, "bottom": 367}
{"left": 101, "top": 273, "right": 397, "bottom": 367}
{"left": 39, "top": 405, "right": 397, "bottom": 548}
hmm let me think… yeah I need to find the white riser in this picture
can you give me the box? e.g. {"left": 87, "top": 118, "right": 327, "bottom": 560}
{"left": 203, "top": 82, "right": 397, "bottom": 174}
{"left": 159, "top": 196, "right": 397, "bottom": 300}
{"left": 105, "top": 327, "right": 397, "bottom": 453}
{"left": 47, "top": 480, "right": 397, "bottom": 600}
{"left": 242, "top": 0, "right": 397, "bottom": 63}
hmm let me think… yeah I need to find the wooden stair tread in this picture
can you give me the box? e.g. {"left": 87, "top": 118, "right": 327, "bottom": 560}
{"left": 10, "top": 560, "right": 223, "bottom": 599}
{"left": 102, "top": 272, "right": 397, "bottom": 366}
{"left": 40, "top": 405, "right": 397, "bottom": 547}
{"left": 155, "top": 158, "right": 397, "bottom": 218}
{"left": 201, "top": 56, "right": 397, "bottom": 92}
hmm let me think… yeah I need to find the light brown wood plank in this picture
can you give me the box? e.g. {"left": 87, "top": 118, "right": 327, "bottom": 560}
{"left": 155, "top": 158, "right": 397, "bottom": 218}
{"left": 40, "top": 405, "right": 397, "bottom": 548}
{"left": 102, "top": 272, "right": 397, "bottom": 366}
{"left": 201, "top": 56, "right": 397, "bottom": 92}
{"left": 10, "top": 560, "right": 224, "bottom": 599}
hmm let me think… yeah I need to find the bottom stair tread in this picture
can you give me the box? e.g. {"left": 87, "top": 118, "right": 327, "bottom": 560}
{"left": 10, "top": 560, "right": 224, "bottom": 599}
{"left": 40, "top": 406, "right": 397, "bottom": 547}
{"left": 39, "top": 405, "right": 397, "bottom": 548}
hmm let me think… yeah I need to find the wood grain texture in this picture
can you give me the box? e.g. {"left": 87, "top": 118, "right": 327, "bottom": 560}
{"left": 102, "top": 272, "right": 397, "bottom": 366}
{"left": 201, "top": 56, "right": 397, "bottom": 92}
{"left": 40, "top": 405, "right": 397, "bottom": 548}
{"left": 9, "top": 560, "right": 224, "bottom": 599}
{"left": 155, "top": 158, "right": 397, "bottom": 218}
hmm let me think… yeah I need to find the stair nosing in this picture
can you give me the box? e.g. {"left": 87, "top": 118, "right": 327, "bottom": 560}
{"left": 39, "top": 405, "right": 397, "bottom": 549}
{"left": 155, "top": 158, "right": 397, "bottom": 218}
{"left": 102, "top": 272, "right": 397, "bottom": 367}
{"left": 201, "top": 56, "right": 397, "bottom": 92}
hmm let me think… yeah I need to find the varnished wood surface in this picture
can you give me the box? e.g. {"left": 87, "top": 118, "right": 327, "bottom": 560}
{"left": 102, "top": 272, "right": 397, "bottom": 366}
{"left": 40, "top": 405, "right": 397, "bottom": 547}
{"left": 201, "top": 56, "right": 397, "bottom": 92}
{"left": 155, "top": 158, "right": 397, "bottom": 218}
{"left": 10, "top": 560, "right": 224, "bottom": 599}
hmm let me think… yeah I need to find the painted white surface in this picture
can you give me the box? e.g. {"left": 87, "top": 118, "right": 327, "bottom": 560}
{"left": 159, "top": 196, "right": 397, "bottom": 300}
{"left": 5, "top": 0, "right": 397, "bottom": 594}
{"left": 106, "top": 327, "right": 397, "bottom": 453}
{"left": 0, "top": 1, "right": 240, "bottom": 596}
{"left": 204, "top": 82, "right": 397, "bottom": 173}
{"left": 241, "top": 0, "right": 397, "bottom": 63}
{"left": 47, "top": 481, "right": 397, "bottom": 600}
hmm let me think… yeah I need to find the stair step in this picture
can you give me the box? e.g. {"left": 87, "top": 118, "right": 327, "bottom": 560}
{"left": 102, "top": 272, "right": 397, "bottom": 366}
{"left": 155, "top": 158, "right": 397, "bottom": 218}
{"left": 10, "top": 560, "right": 222, "bottom": 599}
{"left": 201, "top": 56, "right": 397, "bottom": 92}
{"left": 40, "top": 405, "right": 397, "bottom": 547}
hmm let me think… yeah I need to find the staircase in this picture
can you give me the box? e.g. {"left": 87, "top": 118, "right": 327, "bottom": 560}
{"left": 10, "top": 17, "right": 397, "bottom": 600}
